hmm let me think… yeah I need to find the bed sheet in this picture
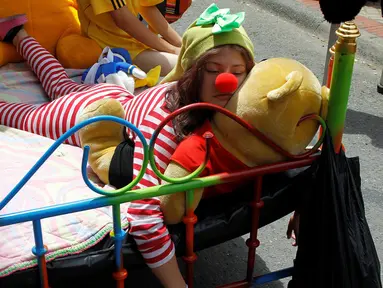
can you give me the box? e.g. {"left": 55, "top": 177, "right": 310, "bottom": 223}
{"left": 0, "top": 62, "right": 83, "bottom": 104}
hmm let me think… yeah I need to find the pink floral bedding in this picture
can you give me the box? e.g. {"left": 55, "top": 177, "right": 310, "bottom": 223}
{"left": 0, "top": 125, "right": 129, "bottom": 277}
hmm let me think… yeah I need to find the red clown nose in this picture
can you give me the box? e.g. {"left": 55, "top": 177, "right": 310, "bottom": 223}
{"left": 215, "top": 73, "right": 238, "bottom": 94}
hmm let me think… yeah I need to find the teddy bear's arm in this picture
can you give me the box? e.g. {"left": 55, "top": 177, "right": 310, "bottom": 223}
{"left": 159, "top": 161, "right": 204, "bottom": 225}
{"left": 0, "top": 42, "right": 23, "bottom": 67}
{"left": 77, "top": 99, "right": 126, "bottom": 184}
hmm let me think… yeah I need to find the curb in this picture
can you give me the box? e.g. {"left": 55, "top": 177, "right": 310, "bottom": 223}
{"left": 249, "top": 0, "right": 383, "bottom": 68}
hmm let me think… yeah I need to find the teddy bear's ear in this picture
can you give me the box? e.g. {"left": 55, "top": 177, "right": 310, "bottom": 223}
{"left": 320, "top": 85, "right": 330, "bottom": 120}
{"left": 267, "top": 71, "right": 304, "bottom": 101}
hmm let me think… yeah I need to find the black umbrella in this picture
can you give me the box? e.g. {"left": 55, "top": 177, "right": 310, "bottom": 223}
{"left": 289, "top": 129, "right": 382, "bottom": 288}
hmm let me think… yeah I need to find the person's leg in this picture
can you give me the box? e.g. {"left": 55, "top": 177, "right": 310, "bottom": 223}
{"left": 0, "top": 15, "right": 94, "bottom": 100}
{"left": 0, "top": 101, "right": 36, "bottom": 131}
{"left": 133, "top": 50, "right": 178, "bottom": 76}
{"left": 0, "top": 88, "right": 131, "bottom": 146}
{"left": 1, "top": 15, "right": 136, "bottom": 145}
{"left": 13, "top": 30, "right": 94, "bottom": 100}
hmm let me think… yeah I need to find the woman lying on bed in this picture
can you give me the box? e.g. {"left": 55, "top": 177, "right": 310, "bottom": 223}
{"left": 0, "top": 11, "right": 299, "bottom": 288}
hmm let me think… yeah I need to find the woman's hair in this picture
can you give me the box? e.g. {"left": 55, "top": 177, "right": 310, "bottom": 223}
{"left": 165, "top": 44, "right": 255, "bottom": 142}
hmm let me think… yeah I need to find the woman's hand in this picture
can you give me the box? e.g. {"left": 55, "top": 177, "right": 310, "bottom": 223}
{"left": 286, "top": 211, "right": 300, "bottom": 246}
{"left": 110, "top": 7, "right": 177, "bottom": 54}
{"left": 138, "top": 5, "right": 182, "bottom": 48}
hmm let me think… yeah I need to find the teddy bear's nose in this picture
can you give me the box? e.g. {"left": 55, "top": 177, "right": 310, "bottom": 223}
{"left": 215, "top": 73, "right": 238, "bottom": 94}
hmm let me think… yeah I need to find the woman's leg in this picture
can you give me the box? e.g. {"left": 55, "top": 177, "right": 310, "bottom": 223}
{"left": 1, "top": 15, "right": 135, "bottom": 145}
{"left": 133, "top": 50, "right": 178, "bottom": 76}
{"left": 13, "top": 30, "right": 94, "bottom": 100}
{"left": 1, "top": 15, "right": 95, "bottom": 101}
{"left": 0, "top": 86, "right": 132, "bottom": 146}
{"left": 0, "top": 101, "right": 36, "bottom": 131}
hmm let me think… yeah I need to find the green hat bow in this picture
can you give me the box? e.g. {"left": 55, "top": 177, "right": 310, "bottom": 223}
{"left": 196, "top": 3, "right": 245, "bottom": 34}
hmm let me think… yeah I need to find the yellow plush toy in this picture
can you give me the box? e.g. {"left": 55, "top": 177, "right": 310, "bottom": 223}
{"left": 0, "top": 0, "right": 102, "bottom": 69}
{"left": 0, "top": 0, "right": 162, "bottom": 86}
{"left": 159, "top": 57, "right": 329, "bottom": 223}
{"left": 77, "top": 57, "right": 329, "bottom": 224}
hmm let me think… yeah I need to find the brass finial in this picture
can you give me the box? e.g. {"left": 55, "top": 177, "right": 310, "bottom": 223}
{"left": 336, "top": 21, "right": 361, "bottom": 40}
{"left": 334, "top": 22, "right": 360, "bottom": 54}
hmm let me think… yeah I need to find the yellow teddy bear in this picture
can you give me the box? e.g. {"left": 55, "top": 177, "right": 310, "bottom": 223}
{"left": 159, "top": 57, "right": 329, "bottom": 223}
{"left": 0, "top": 0, "right": 102, "bottom": 69}
{"left": 0, "top": 0, "right": 162, "bottom": 88}
{"left": 76, "top": 57, "right": 329, "bottom": 224}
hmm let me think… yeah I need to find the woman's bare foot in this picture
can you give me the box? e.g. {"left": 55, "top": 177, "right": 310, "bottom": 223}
{"left": 0, "top": 14, "right": 27, "bottom": 44}
{"left": 12, "top": 28, "right": 29, "bottom": 46}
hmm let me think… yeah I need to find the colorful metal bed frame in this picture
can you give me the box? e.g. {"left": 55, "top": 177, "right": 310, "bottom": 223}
{"left": 0, "top": 22, "right": 360, "bottom": 288}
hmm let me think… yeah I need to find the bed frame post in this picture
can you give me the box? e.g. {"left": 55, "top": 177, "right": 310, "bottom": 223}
{"left": 32, "top": 219, "right": 49, "bottom": 288}
{"left": 322, "top": 24, "right": 340, "bottom": 86}
{"left": 111, "top": 204, "right": 128, "bottom": 288}
{"left": 183, "top": 189, "right": 198, "bottom": 288}
{"left": 326, "top": 45, "right": 336, "bottom": 89}
{"left": 319, "top": 44, "right": 336, "bottom": 140}
{"left": 245, "top": 176, "right": 264, "bottom": 282}
{"left": 215, "top": 176, "right": 264, "bottom": 288}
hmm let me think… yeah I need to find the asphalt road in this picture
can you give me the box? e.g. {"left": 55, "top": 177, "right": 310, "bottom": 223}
{"left": 128, "top": 0, "right": 383, "bottom": 287}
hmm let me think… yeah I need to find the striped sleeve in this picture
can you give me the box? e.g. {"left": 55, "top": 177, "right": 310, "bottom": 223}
{"left": 110, "top": 0, "right": 127, "bottom": 10}
{"left": 90, "top": 0, "right": 126, "bottom": 15}
{"left": 126, "top": 112, "right": 177, "bottom": 268}
{"left": 125, "top": 83, "right": 179, "bottom": 268}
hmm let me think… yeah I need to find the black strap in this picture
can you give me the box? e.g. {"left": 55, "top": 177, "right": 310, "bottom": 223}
{"left": 109, "top": 138, "right": 135, "bottom": 189}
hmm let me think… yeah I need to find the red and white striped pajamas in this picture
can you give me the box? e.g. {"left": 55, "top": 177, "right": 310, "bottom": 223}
{"left": 0, "top": 37, "right": 133, "bottom": 146}
{"left": 0, "top": 36, "right": 179, "bottom": 268}
{"left": 125, "top": 93, "right": 178, "bottom": 268}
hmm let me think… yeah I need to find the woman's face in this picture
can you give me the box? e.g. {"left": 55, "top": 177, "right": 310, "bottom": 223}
{"left": 200, "top": 47, "right": 248, "bottom": 107}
